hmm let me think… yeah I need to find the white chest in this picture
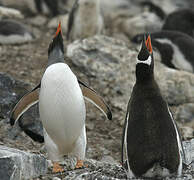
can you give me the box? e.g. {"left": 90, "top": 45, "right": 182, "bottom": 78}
{"left": 39, "top": 63, "right": 86, "bottom": 148}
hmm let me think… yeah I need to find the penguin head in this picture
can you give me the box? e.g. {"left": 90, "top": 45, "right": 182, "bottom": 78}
{"left": 136, "top": 35, "right": 154, "bottom": 81}
{"left": 48, "top": 22, "right": 64, "bottom": 66}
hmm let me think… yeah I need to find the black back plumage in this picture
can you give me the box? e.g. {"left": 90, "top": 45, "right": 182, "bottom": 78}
{"left": 122, "top": 36, "right": 181, "bottom": 177}
{"left": 162, "top": 9, "right": 194, "bottom": 37}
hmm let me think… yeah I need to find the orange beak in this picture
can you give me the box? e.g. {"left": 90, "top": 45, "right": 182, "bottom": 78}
{"left": 55, "top": 21, "right": 62, "bottom": 37}
{"left": 145, "top": 35, "right": 152, "bottom": 54}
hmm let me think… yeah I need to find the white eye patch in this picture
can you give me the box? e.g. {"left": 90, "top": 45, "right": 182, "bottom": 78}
{"left": 136, "top": 55, "right": 152, "bottom": 66}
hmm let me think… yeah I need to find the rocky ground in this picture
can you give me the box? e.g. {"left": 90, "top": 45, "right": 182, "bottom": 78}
{"left": 0, "top": 8, "right": 194, "bottom": 180}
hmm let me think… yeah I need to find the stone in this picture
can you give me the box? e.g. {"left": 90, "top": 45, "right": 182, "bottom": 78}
{"left": 175, "top": 103, "right": 194, "bottom": 123}
{"left": 181, "top": 126, "right": 194, "bottom": 141}
{"left": 37, "top": 139, "right": 194, "bottom": 179}
{"left": 155, "top": 66, "right": 194, "bottom": 106}
{"left": 183, "top": 139, "right": 194, "bottom": 165}
{"left": 0, "top": 6, "right": 23, "bottom": 19}
{"left": 0, "top": 73, "right": 31, "bottom": 119}
{"left": 120, "top": 11, "right": 163, "bottom": 39}
{"left": 29, "top": 15, "right": 47, "bottom": 27}
{"left": 66, "top": 35, "right": 194, "bottom": 125}
{"left": 0, "top": 145, "right": 47, "bottom": 180}
{"left": 0, "top": 73, "right": 43, "bottom": 142}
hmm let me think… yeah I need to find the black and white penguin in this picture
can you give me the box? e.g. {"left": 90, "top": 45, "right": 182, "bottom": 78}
{"left": 10, "top": 22, "right": 112, "bottom": 172}
{"left": 131, "top": 31, "right": 194, "bottom": 73}
{"left": 162, "top": 9, "right": 194, "bottom": 38}
{"left": 66, "top": 0, "right": 104, "bottom": 41}
{"left": 122, "top": 35, "right": 184, "bottom": 178}
{"left": 0, "top": 19, "right": 35, "bottom": 44}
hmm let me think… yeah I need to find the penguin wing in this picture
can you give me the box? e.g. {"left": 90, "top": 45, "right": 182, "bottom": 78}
{"left": 172, "top": 117, "right": 186, "bottom": 163}
{"left": 78, "top": 80, "right": 112, "bottom": 120}
{"left": 121, "top": 105, "right": 130, "bottom": 165}
{"left": 168, "top": 107, "right": 186, "bottom": 163}
{"left": 66, "top": 0, "right": 79, "bottom": 40}
{"left": 10, "top": 83, "right": 40, "bottom": 126}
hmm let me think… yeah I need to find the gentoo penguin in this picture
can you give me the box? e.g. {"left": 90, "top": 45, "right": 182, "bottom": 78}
{"left": 10, "top": 22, "right": 112, "bottom": 172}
{"left": 66, "top": 0, "right": 104, "bottom": 41}
{"left": 122, "top": 35, "right": 184, "bottom": 178}
{"left": 131, "top": 31, "right": 194, "bottom": 73}
{"left": 162, "top": 9, "right": 194, "bottom": 37}
{"left": 0, "top": 19, "right": 35, "bottom": 44}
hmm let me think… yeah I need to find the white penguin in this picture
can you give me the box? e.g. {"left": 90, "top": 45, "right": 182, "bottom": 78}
{"left": 10, "top": 22, "right": 112, "bottom": 172}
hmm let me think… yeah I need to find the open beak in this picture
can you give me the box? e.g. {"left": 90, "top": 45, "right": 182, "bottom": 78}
{"left": 145, "top": 35, "right": 152, "bottom": 54}
{"left": 55, "top": 21, "right": 62, "bottom": 37}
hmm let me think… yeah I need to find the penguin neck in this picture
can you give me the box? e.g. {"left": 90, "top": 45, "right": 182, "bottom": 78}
{"left": 135, "top": 63, "right": 154, "bottom": 83}
{"left": 47, "top": 48, "right": 64, "bottom": 67}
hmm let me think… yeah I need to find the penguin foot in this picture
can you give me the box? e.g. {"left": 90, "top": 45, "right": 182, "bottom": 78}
{"left": 52, "top": 162, "right": 64, "bottom": 173}
{"left": 75, "top": 160, "right": 84, "bottom": 169}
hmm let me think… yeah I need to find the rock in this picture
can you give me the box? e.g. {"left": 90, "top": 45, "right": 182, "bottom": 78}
{"left": 37, "top": 139, "right": 194, "bottom": 179}
{"left": 100, "top": 155, "right": 117, "bottom": 164}
{"left": 181, "top": 126, "right": 193, "bottom": 140}
{"left": 155, "top": 66, "right": 194, "bottom": 106}
{"left": 183, "top": 139, "right": 194, "bottom": 166}
{"left": 66, "top": 35, "right": 194, "bottom": 125}
{"left": 52, "top": 177, "right": 61, "bottom": 180}
{"left": 0, "top": 6, "right": 23, "bottom": 19}
{"left": 29, "top": 15, "right": 47, "bottom": 27}
{"left": 0, "top": 72, "right": 43, "bottom": 142}
{"left": 120, "top": 11, "right": 163, "bottom": 39}
{"left": 0, "top": 145, "right": 47, "bottom": 180}
{"left": 175, "top": 103, "right": 194, "bottom": 123}
{"left": 0, "top": 73, "right": 31, "bottom": 119}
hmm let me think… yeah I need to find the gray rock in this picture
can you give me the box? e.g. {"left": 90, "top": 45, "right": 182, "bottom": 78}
{"left": 29, "top": 15, "right": 47, "bottom": 27}
{"left": 0, "top": 72, "right": 31, "bottom": 119}
{"left": 0, "top": 72, "right": 43, "bottom": 142}
{"left": 175, "top": 103, "right": 194, "bottom": 123}
{"left": 66, "top": 35, "right": 194, "bottom": 124}
{"left": 183, "top": 139, "right": 194, "bottom": 166}
{"left": 39, "top": 139, "right": 194, "bottom": 179}
{"left": 0, "top": 145, "right": 47, "bottom": 180}
{"left": 181, "top": 126, "right": 193, "bottom": 141}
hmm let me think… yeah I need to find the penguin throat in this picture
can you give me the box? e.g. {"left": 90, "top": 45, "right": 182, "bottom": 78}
{"left": 136, "top": 64, "right": 154, "bottom": 82}
{"left": 48, "top": 48, "right": 64, "bottom": 66}
{"left": 136, "top": 56, "right": 152, "bottom": 65}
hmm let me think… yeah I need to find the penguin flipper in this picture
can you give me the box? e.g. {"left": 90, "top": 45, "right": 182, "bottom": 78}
{"left": 172, "top": 117, "right": 186, "bottom": 163}
{"left": 78, "top": 80, "right": 112, "bottom": 120}
{"left": 10, "top": 83, "right": 40, "bottom": 126}
{"left": 66, "top": 0, "right": 79, "bottom": 40}
{"left": 121, "top": 112, "right": 127, "bottom": 165}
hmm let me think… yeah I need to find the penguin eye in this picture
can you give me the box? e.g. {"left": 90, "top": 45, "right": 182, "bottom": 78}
{"left": 145, "top": 35, "right": 152, "bottom": 54}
